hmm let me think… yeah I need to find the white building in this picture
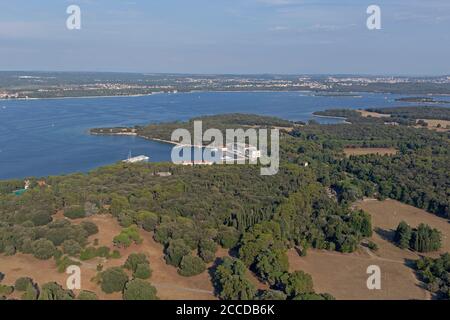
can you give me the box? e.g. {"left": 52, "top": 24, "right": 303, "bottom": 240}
{"left": 123, "top": 155, "right": 150, "bottom": 163}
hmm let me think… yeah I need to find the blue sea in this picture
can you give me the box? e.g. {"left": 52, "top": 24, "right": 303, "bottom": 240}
{"left": 0, "top": 91, "right": 448, "bottom": 179}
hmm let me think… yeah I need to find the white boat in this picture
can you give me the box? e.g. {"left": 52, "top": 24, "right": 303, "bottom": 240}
{"left": 123, "top": 151, "right": 149, "bottom": 163}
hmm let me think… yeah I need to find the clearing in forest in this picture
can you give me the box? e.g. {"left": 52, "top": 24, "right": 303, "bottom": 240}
{"left": 288, "top": 199, "right": 450, "bottom": 300}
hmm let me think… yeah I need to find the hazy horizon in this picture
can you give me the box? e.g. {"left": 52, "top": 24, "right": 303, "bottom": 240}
{"left": 1, "top": 0, "right": 450, "bottom": 75}
{"left": 0, "top": 70, "right": 449, "bottom": 78}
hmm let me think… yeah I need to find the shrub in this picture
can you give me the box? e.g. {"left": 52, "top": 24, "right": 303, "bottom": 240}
{"left": 410, "top": 224, "right": 441, "bottom": 253}
{"left": 279, "top": 271, "right": 314, "bottom": 298}
{"left": 64, "top": 206, "right": 86, "bottom": 219}
{"left": 21, "top": 283, "right": 39, "bottom": 300}
{"left": 113, "top": 233, "right": 132, "bottom": 248}
{"left": 137, "top": 211, "right": 159, "bottom": 231}
{"left": 415, "top": 253, "right": 450, "bottom": 299}
{"left": 46, "top": 228, "right": 69, "bottom": 246}
{"left": 77, "top": 290, "right": 98, "bottom": 300}
{"left": 165, "top": 239, "right": 191, "bottom": 267}
{"left": 118, "top": 212, "right": 134, "bottom": 228}
{"left": 254, "top": 248, "right": 289, "bottom": 285}
{"left": 113, "top": 225, "right": 142, "bottom": 248}
{"left": 395, "top": 222, "right": 442, "bottom": 252}
{"left": 338, "top": 235, "right": 358, "bottom": 253}
{"left": 32, "top": 239, "right": 56, "bottom": 260}
{"left": 15, "top": 277, "right": 33, "bottom": 291}
{"left": 198, "top": 239, "right": 217, "bottom": 263}
{"left": 0, "top": 284, "right": 14, "bottom": 296}
{"left": 56, "top": 255, "right": 80, "bottom": 273}
{"left": 39, "top": 282, "right": 74, "bottom": 300}
{"left": 124, "top": 253, "right": 152, "bottom": 279}
{"left": 62, "top": 239, "right": 82, "bottom": 256}
{"left": 367, "top": 241, "right": 379, "bottom": 251}
{"left": 79, "top": 247, "right": 97, "bottom": 261}
{"left": 79, "top": 246, "right": 112, "bottom": 261}
{"left": 213, "top": 257, "right": 256, "bottom": 300}
{"left": 178, "top": 255, "right": 206, "bottom": 277}
{"left": 110, "top": 250, "right": 121, "bottom": 259}
{"left": 124, "top": 253, "right": 149, "bottom": 272}
{"left": 349, "top": 210, "right": 373, "bottom": 238}
{"left": 101, "top": 267, "right": 129, "bottom": 294}
{"left": 238, "top": 232, "right": 274, "bottom": 267}
{"left": 293, "top": 293, "right": 335, "bottom": 300}
{"left": 217, "top": 227, "right": 240, "bottom": 249}
{"left": 123, "top": 279, "right": 158, "bottom": 300}
{"left": 110, "top": 195, "right": 130, "bottom": 217}
{"left": 80, "top": 221, "right": 99, "bottom": 236}
{"left": 54, "top": 249, "right": 63, "bottom": 260}
{"left": 259, "top": 290, "right": 287, "bottom": 300}
{"left": 134, "top": 263, "right": 152, "bottom": 280}
{"left": 96, "top": 246, "right": 111, "bottom": 258}
{"left": 84, "top": 202, "right": 99, "bottom": 216}
{"left": 154, "top": 224, "right": 171, "bottom": 244}
{"left": 394, "top": 221, "right": 412, "bottom": 249}
{"left": 31, "top": 211, "right": 52, "bottom": 226}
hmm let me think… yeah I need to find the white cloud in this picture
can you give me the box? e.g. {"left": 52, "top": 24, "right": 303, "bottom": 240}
{"left": 269, "top": 25, "right": 290, "bottom": 31}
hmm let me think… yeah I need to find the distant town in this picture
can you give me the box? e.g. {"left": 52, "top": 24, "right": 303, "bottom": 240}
{"left": 1, "top": 72, "right": 450, "bottom": 99}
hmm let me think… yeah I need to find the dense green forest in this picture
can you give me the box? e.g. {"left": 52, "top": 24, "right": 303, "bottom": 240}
{"left": 395, "top": 97, "right": 450, "bottom": 104}
{"left": 366, "top": 106, "right": 450, "bottom": 121}
{"left": 293, "top": 119, "right": 449, "bottom": 217}
{"left": 91, "top": 113, "right": 294, "bottom": 142}
{"left": 1, "top": 112, "right": 449, "bottom": 300}
{"left": 314, "top": 106, "right": 450, "bottom": 125}
{"left": 394, "top": 221, "right": 442, "bottom": 252}
{"left": 415, "top": 253, "right": 450, "bottom": 299}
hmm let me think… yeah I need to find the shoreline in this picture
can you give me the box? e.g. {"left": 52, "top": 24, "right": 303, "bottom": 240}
{"left": 312, "top": 114, "right": 351, "bottom": 124}
{"left": 0, "top": 93, "right": 156, "bottom": 102}
{"left": 312, "top": 114, "right": 348, "bottom": 120}
{"left": 91, "top": 131, "right": 226, "bottom": 149}
{"left": 3, "top": 90, "right": 450, "bottom": 102}
{"left": 0, "top": 90, "right": 318, "bottom": 101}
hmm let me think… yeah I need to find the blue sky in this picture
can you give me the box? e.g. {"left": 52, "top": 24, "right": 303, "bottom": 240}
{"left": 1, "top": 0, "right": 449, "bottom": 75}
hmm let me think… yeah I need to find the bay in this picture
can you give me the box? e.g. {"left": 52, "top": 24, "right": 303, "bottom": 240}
{"left": 0, "top": 91, "right": 446, "bottom": 179}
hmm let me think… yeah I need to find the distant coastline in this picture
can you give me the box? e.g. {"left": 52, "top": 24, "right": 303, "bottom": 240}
{"left": 0, "top": 93, "right": 156, "bottom": 102}
{"left": 3, "top": 89, "right": 450, "bottom": 102}
{"left": 312, "top": 114, "right": 351, "bottom": 124}
{"left": 0, "top": 90, "right": 318, "bottom": 101}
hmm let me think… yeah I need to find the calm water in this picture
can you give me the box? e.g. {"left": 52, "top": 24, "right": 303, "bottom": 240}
{"left": 0, "top": 91, "right": 448, "bottom": 179}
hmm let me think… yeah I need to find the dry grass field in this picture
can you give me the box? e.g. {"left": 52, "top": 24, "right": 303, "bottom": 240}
{"left": 288, "top": 199, "right": 450, "bottom": 300}
{"left": 3, "top": 199, "right": 448, "bottom": 300}
{"left": 415, "top": 119, "right": 450, "bottom": 132}
{"left": 344, "top": 147, "right": 398, "bottom": 157}
{"left": 0, "top": 213, "right": 268, "bottom": 300}
{"left": 357, "top": 110, "right": 391, "bottom": 118}
{"left": 358, "top": 199, "right": 450, "bottom": 255}
{"left": 1, "top": 214, "right": 218, "bottom": 300}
